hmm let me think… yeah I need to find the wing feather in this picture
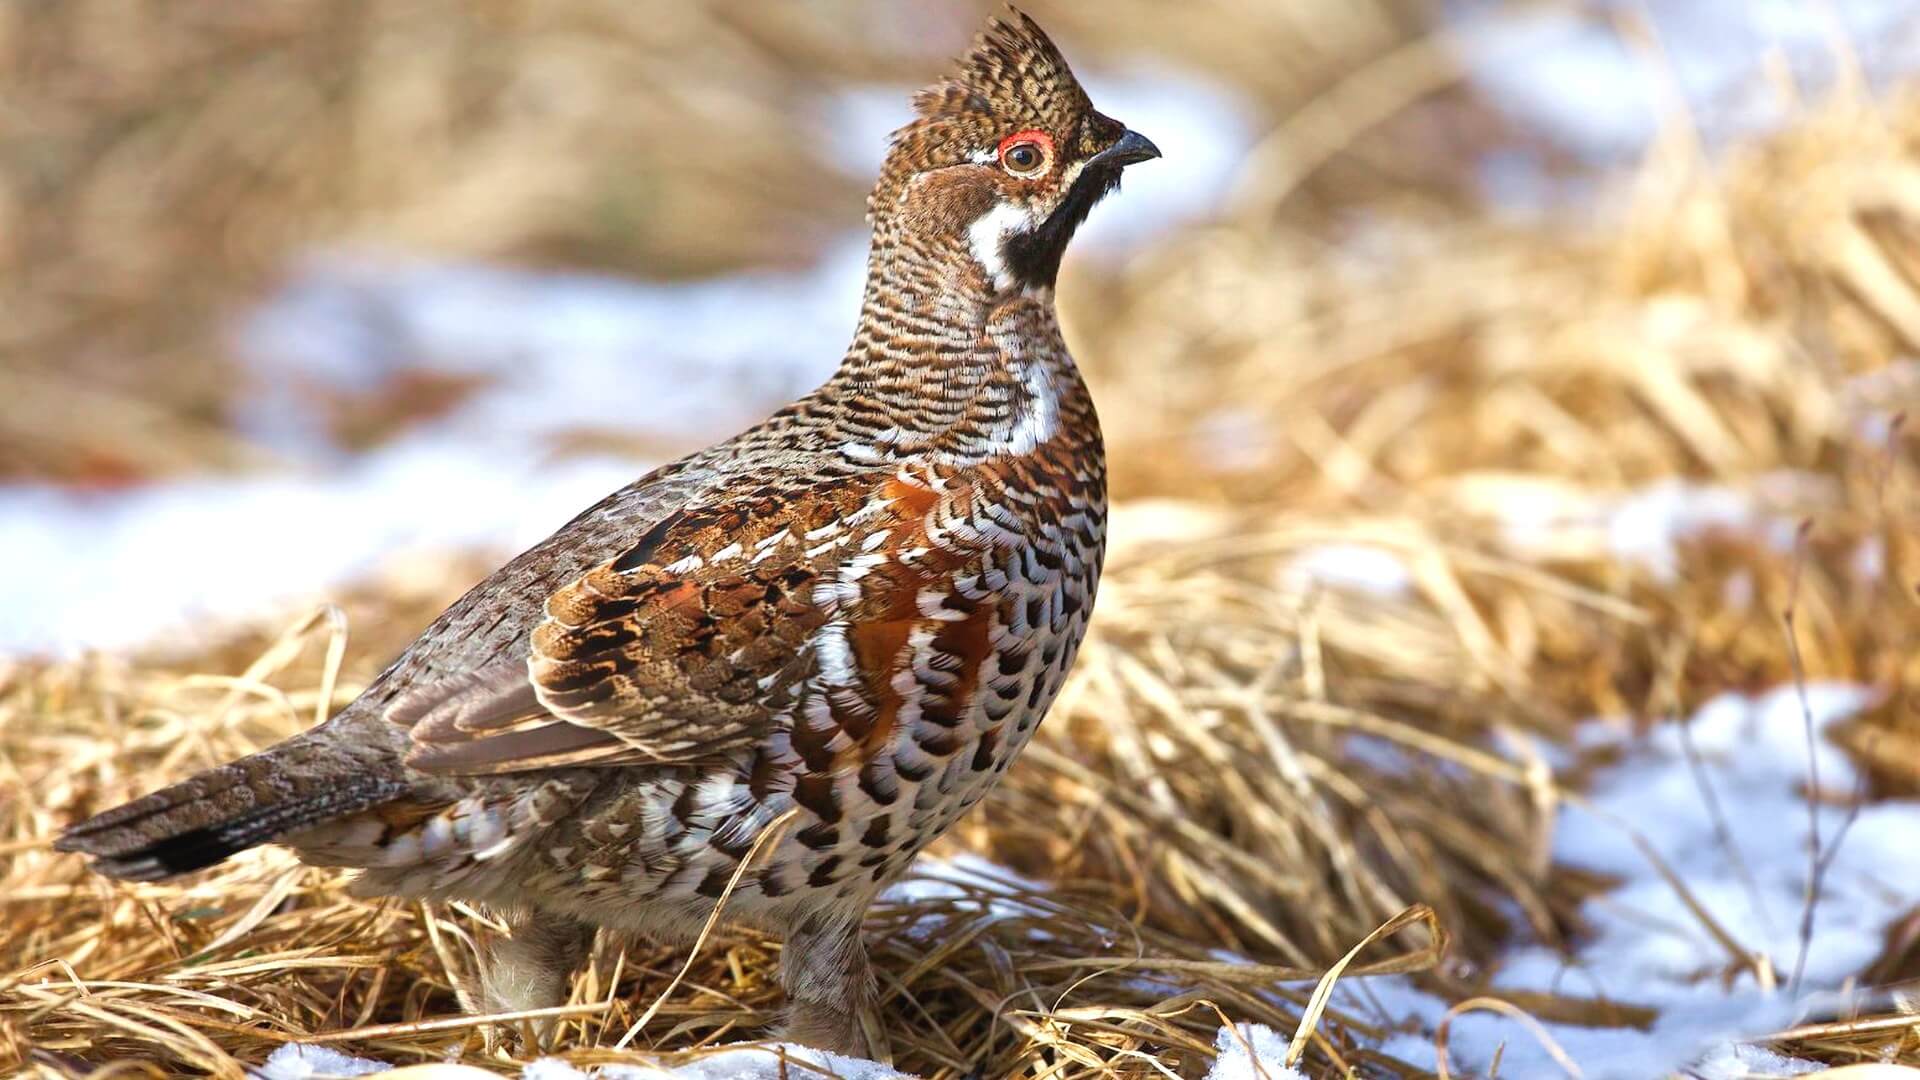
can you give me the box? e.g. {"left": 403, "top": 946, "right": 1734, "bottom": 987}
{"left": 394, "top": 468, "right": 1004, "bottom": 778}
{"left": 396, "top": 487, "right": 844, "bottom": 775}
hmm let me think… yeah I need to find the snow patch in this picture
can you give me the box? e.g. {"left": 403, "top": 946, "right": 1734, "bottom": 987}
{"left": 1689, "top": 1041, "right": 1825, "bottom": 1079}
{"left": 1460, "top": 0, "right": 1920, "bottom": 159}
{"left": 1480, "top": 473, "right": 1820, "bottom": 581}
{"left": 0, "top": 239, "right": 872, "bottom": 657}
{"left": 880, "top": 853, "right": 1056, "bottom": 941}
{"left": 1345, "top": 681, "right": 1917, "bottom": 1078}
{"left": 1281, "top": 543, "right": 1413, "bottom": 597}
{"left": 1205, "top": 1023, "right": 1306, "bottom": 1080}
{"left": 1547, "top": 683, "right": 1904, "bottom": 996}
{"left": 254, "top": 1045, "right": 390, "bottom": 1080}
{"left": 0, "top": 443, "right": 640, "bottom": 655}
{"left": 524, "top": 1045, "right": 910, "bottom": 1080}
{"left": 237, "top": 245, "right": 864, "bottom": 460}
{"left": 257, "top": 1046, "right": 910, "bottom": 1080}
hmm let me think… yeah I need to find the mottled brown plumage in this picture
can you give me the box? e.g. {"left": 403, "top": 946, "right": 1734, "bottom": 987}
{"left": 56, "top": 9, "right": 1158, "bottom": 1058}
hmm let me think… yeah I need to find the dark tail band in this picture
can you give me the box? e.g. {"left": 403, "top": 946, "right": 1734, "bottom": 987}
{"left": 55, "top": 727, "right": 410, "bottom": 881}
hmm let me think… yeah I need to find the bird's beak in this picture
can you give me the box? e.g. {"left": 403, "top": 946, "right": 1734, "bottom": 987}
{"left": 1088, "top": 129, "right": 1162, "bottom": 170}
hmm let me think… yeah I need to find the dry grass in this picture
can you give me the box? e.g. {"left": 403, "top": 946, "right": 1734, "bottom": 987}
{"left": 6, "top": 1, "right": 1920, "bottom": 1077}
{"left": 4, "top": 540, "right": 1481, "bottom": 1078}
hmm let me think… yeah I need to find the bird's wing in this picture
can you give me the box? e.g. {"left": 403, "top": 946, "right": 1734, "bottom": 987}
{"left": 391, "top": 469, "right": 1001, "bottom": 776}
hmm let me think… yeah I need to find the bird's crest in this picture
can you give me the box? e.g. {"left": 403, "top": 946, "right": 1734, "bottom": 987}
{"left": 872, "top": 9, "right": 1097, "bottom": 216}
{"left": 911, "top": 9, "right": 1091, "bottom": 135}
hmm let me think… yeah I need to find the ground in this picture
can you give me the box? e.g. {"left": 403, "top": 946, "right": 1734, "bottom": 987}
{"left": 5, "top": 2, "right": 1920, "bottom": 1077}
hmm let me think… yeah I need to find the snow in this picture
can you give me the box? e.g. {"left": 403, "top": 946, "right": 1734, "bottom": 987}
{"left": 1205, "top": 1023, "right": 1306, "bottom": 1080}
{"left": 878, "top": 852, "right": 1057, "bottom": 942}
{"left": 1339, "top": 734, "right": 1411, "bottom": 775}
{"left": 1480, "top": 473, "right": 1819, "bottom": 581}
{"left": 1281, "top": 543, "right": 1414, "bottom": 598}
{"left": 0, "top": 239, "right": 862, "bottom": 657}
{"left": 1549, "top": 683, "right": 1907, "bottom": 996}
{"left": 234, "top": 246, "right": 862, "bottom": 460}
{"left": 1190, "top": 406, "right": 1280, "bottom": 474}
{"left": 1601, "top": 480, "right": 1766, "bottom": 580}
{"left": 0, "top": 445, "right": 642, "bottom": 655}
{"left": 254, "top": 1045, "right": 391, "bottom": 1079}
{"left": 1345, "top": 681, "right": 1920, "bottom": 1079}
{"left": 879, "top": 851, "right": 1046, "bottom": 906}
{"left": 1689, "top": 1042, "right": 1825, "bottom": 1079}
{"left": 255, "top": 1045, "right": 910, "bottom": 1080}
{"left": 1458, "top": 0, "right": 1920, "bottom": 159}
{"left": 1, "top": 239, "right": 883, "bottom": 656}
{"left": 521, "top": 1046, "right": 910, "bottom": 1080}
{"left": 582, "top": 1045, "right": 907, "bottom": 1080}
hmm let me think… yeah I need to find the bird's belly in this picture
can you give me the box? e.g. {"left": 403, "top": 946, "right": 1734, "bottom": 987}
{"left": 497, "top": 558, "right": 1098, "bottom": 927}
{"left": 748, "top": 552, "right": 1099, "bottom": 907}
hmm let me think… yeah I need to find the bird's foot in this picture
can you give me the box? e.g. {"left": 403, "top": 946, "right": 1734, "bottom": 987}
{"left": 778, "top": 999, "right": 892, "bottom": 1064}
{"left": 458, "top": 911, "right": 595, "bottom": 1054}
{"left": 778, "top": 910, "right": 889, "bottom": 1063}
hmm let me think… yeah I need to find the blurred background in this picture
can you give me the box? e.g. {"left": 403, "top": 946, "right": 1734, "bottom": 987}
{"left": 5, "top": 0, "right": 1914, "bottom": 655}
{"left": 10, "top": 1, "right": 1920, "bottom": 1075}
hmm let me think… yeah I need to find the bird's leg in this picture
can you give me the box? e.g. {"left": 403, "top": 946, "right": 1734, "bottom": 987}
{"left": 778, "top": 909, "right": 889, "bottom": 1062}
{"left": 467, "top": 911, "right": 595, "bottom": 1052}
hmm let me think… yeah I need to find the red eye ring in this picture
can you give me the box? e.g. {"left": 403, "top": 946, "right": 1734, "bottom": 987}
{"left": 996, "top": 129, "right": 1054, "bottom": 177}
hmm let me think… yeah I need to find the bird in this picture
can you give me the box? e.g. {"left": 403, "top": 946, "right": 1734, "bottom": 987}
{"left": 56, "top": 9, "right": 1158, "bottom": 1060}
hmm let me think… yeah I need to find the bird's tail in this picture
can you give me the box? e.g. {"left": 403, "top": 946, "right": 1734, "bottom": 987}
{"left": 55, "top": 720, "right": 412, "bottom": 881}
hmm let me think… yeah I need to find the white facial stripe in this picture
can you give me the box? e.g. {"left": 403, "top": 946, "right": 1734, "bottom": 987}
{"left": 968, "top": 146, "right": 999, "bottom": 165}
{"left": 968, "top": 201, "right": 1041, "bottom": 292}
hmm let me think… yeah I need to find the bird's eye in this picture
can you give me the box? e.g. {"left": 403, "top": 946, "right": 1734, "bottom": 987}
{"left": 996, "top": 131, "right": 1053, "bottom": 178}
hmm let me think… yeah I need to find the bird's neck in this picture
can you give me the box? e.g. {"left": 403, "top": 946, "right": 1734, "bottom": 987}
{"left": 819, "top": 229, "right": 1092, "bottom": 462}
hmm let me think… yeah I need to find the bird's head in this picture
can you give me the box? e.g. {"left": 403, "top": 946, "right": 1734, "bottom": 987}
{"left": 871, "top": 9, "right": 1160, "bottom": 295}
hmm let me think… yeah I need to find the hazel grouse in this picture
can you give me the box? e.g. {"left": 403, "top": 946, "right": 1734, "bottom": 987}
{"left": 58, "top": 10, "right": 1158, "bottom": 1058}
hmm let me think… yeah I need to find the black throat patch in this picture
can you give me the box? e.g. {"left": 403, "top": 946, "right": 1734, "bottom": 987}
{"left": 1001, "top": 165, "right": 1123, "bottom": 290}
